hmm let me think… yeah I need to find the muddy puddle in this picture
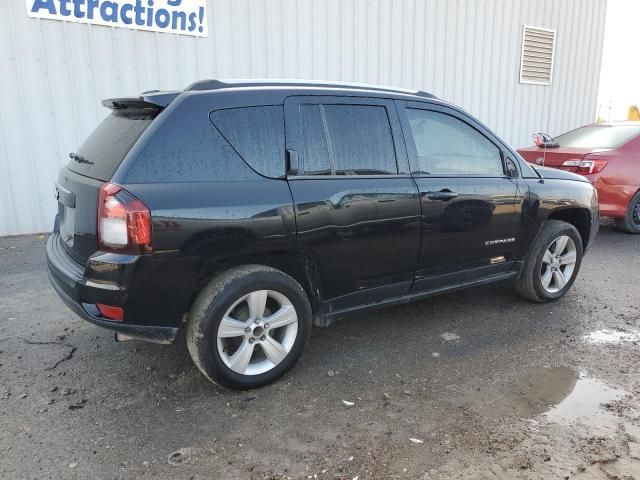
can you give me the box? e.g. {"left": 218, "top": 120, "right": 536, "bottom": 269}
{"left": 545, "top": 373, "right": 627, "bottom": 431}
{"left": 462, "top": 367, "right": 628, "bottom": 432}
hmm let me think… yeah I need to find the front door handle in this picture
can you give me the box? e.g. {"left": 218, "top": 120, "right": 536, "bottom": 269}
{"left": 424, "top": 190, "right": 459, "bottom": 201}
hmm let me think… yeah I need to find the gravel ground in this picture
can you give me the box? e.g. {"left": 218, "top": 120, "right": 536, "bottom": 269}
{"left": 1, "top": 225, "right": 639, "bottom": 479}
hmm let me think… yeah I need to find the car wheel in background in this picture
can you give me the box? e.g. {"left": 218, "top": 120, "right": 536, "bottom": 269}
{"left": 186, "top": 265, "right": 312, "bottom": 390}
{"left": 515, "top": 220, "right": 584, "bottom": 303}
{"left": 615, "top": 191, "right": 640, "bottom": 234}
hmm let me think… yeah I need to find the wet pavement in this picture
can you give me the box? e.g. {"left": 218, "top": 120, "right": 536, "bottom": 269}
{"left": 0, "top": 225, "right": 639, "bottom": 479}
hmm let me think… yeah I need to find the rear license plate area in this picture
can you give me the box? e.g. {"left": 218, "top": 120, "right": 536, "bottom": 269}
{"left": 59, "top": 203, "right": 75, "bottom": 246}
{"left": 56, "top": 183, "right": 76, "bottom": 247}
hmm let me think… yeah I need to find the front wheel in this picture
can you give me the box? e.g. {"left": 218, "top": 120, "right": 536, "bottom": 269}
{"left": 186, "top": 265, "right": 312, "bottom": 390}
{"left": 515, "top": 220, "right": 584, "bottom": 303}
{"left": 615, "top": 191, "right": 640, "bottom": 234}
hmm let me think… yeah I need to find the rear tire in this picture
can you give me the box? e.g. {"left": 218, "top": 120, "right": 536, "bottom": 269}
{"left": 515, "top": 220, "right": 583, "bottom": 303}
{"left": 186, "top": 265, "right": 312, "bottom": 390}
{"left": 615, "top": 191, "right": 640, "bottom": 234}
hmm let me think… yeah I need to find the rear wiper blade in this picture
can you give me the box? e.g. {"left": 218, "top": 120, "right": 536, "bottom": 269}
{"left": 69, "top": 152, "right": 94, "bottom": 165}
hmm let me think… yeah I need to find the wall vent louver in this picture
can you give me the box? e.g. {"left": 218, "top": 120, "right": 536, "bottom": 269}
{"left": 520, "top": 25, "right": 557, "bottom": 85}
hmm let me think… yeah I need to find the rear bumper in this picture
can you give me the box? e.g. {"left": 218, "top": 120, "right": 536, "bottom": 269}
{"left": 46, "top": 233, "right": 178, "bottom": 344}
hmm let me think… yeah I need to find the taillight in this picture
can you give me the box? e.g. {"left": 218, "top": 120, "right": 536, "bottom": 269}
{"left": 575, "top": 159, "right": 608, "bottom": 176}
{"left": 561, "top": 159, "right": 582, "bottom": 167}
{"left": 98, "top": 183, "right": 152, "bottom": 254}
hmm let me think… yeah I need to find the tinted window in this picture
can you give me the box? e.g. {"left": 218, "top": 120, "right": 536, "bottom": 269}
{"left": 323, "top": 105, "right": 397, "bottom": 175}
{"left": 211, "top": 106, "right": 285, "bottom": 178}
{"left": 70, "top": 109, "right": 156, "bottom": 181}
{"left": 300, "top": 105, "right": 331, "bottom": 175}
{"left": 124, "top": 114, "right": 256, "bottom": 183}
{"left": 555, "top": 125, "right": 640, "bottom": 149}
{"left": 406, "top": 109, "right": 503, "bottom": 176}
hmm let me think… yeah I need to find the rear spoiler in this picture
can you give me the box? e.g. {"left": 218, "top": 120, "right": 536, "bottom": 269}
{"left": 102, "top": 91, "right": 180, "bottom": 110}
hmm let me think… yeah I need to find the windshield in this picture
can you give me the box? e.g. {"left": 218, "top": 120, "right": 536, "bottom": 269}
{"left": 555, "top": 125, "right": 640, "bottom": 149}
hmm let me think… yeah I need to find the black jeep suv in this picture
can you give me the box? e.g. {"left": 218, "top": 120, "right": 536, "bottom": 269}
{"left": 47, "top": 80, "right": 599, "bottom": 389}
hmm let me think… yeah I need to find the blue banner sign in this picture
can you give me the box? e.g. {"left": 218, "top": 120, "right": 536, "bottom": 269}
{"left": 26, "top": 0, "right": 209, "bottom": 37}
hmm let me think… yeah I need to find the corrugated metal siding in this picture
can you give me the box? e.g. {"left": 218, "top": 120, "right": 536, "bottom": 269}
{"left": 0, "top": 0, "right": 607, "bottom": 236}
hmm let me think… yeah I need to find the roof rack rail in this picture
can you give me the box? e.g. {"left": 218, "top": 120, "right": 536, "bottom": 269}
{"left": 185, "top": 79, "right": 436, "bottom": 99}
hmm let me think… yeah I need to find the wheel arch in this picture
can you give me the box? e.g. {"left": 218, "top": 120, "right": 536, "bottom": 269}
{"left": 547, "top": 207, "right": 592, "bottom": 249}
{"left": 188, "top": 250, "right": 325, "bottom": 326}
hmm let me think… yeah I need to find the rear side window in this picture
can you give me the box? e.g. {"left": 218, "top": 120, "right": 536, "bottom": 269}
{"left": 211, "top": 106, "right": 285, "bottom": 178}
{"left": 405, "top": 109, "right": 504, "bottom": 176}
{"left": 124, "top": 111, "right": 257, "bottom": 183}
{"left": 297, "top": 104, "right": 397, "bottom": 175}
{"left": 69, "top": 109, "right": 155, "bottom": 180}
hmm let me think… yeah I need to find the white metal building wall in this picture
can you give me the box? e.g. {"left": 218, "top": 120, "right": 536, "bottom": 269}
{"left": 0, "top": 0, "right": 607, "bottom": 236}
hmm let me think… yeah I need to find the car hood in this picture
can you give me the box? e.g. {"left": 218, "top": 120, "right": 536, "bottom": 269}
{"left": 532, "top": 165, "right": 589, "bottom": 182}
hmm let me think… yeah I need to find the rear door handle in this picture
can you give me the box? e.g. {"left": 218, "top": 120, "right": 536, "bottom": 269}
{"left": 424, "top": 190, "right": 459, "bottom": 201}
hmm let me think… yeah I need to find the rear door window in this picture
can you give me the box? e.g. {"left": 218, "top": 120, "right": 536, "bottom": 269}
{"left": 210, "top": 106, "right": 285, "bottom": 178}
{"left": 295, "top": 103, "right": 398, "bottom": 176}
{"left": 323, "top": 105, "right": 397, "bottom": 175}
{"left": 299, "top": 105, "right": 332, "bottom": 175}
{"left": 69, "top": 109, "right": 156, "bottom": 180}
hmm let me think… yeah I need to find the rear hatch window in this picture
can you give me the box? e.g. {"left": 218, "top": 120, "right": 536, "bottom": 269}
{"left": 67, "top": 109, "right": 156, "bottom": 180}
{"left": 57, "top": 107, "right": 157, "bottom": 263}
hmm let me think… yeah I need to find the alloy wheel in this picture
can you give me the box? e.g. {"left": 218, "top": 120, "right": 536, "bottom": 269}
{"left": 540, "top": 235, "right": 577, "bottom": 293}
{"left": 216, "top": 290, "right": 298, "bottom": 376}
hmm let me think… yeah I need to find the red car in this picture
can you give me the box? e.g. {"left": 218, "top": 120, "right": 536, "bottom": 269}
{"left": 518, "top": 123, "right": 640, "bottom": 233}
